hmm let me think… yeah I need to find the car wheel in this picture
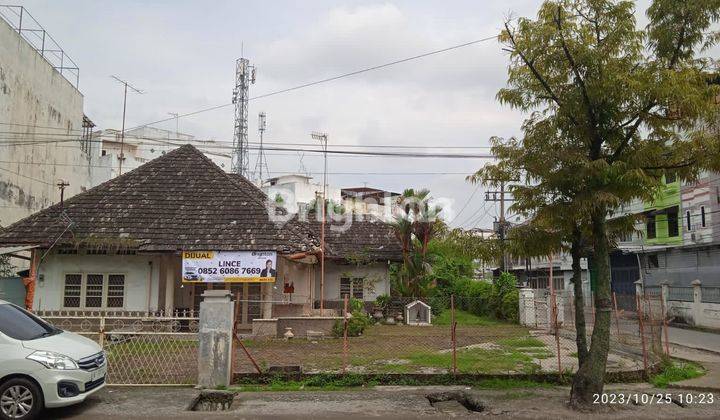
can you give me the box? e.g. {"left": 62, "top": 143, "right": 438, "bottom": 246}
{"left": 0, "top": 378, "right": 43, "bottom": 420}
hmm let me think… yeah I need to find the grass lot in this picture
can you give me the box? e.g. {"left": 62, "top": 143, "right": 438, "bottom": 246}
{"left": 236, "top": 320, "right": 548, "bottom": 375}
{"left": 433, "top": 310, "right": 500, "bottom": 326}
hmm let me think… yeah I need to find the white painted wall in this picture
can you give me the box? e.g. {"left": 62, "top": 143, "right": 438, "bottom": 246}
{"left": 34, "top": 253, "right": 162, "bottom": 312}
{"left": 315, "top": 261, "right": 392, "bottom": 302}
{"left": 0, "top": 17, "right": 91, "bottom": 227}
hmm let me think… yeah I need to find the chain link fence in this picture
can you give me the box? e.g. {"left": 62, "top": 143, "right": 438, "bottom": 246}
{"left": 231, "top": 293, "right": 664, "bottom": 377}
{"left": 39, "top": 311, "right": 198, "bottom": 385}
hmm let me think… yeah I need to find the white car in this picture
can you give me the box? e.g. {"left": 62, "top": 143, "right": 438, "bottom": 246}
{"left": 0, "top": 300, "right": 106, "bottom": 420}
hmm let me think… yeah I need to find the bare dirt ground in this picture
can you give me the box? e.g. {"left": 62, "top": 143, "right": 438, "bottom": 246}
{"left": 49, "top": 384, "right": 718, "bottom": 419}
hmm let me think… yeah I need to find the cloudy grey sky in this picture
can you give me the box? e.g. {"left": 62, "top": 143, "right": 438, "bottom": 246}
{"left": 14, "top": 0, "right": 659, "bottom": 229}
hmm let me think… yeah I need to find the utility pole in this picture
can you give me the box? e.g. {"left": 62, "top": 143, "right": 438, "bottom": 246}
{"left": 231, "top": 57, "right": 256, "bottom": 177}
{"left": 168, "top": 112, "right": 179, "bottom": 136}
{"left": 111, "top": 75, "right": 144, "bottom": 176}
{"left": 486, "top": 182, "right": 512, "bottom": 272}
{"left": 311, "top": 131, "right": 328, "bottom": 312}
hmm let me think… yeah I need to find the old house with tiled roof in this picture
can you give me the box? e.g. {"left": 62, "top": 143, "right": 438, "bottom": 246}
{"left": 0, "top": 145, "right": 401, "bottom": 331}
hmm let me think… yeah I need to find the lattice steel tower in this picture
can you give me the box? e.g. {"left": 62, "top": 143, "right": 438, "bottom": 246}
{"left": 231, "top": 57, "right": 256, "bottom": 176}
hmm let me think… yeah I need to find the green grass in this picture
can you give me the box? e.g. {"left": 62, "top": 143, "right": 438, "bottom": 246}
{"left": 407, "top": 347, "right": 541, "bottom": 374}
{"left": 650, "top": 360, "right": 704, "bottom": 388}
{"left": 497, "top": 336, "right": 546, "bottom": 348}
{"left": 434, "top": 310, "right": 499, "bottom": 326}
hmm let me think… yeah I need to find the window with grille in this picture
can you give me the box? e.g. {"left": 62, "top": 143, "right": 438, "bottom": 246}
{"left": 63, "top": 274, "right": 82, "bottom": 307}
{"left": 646, "top": 214, "right": 656, "bottom": 239}
{"left": 340, "top": 277, "right": 351, "bottom": 298}
{"left": 352, "top": 278, "right": 364, "bottom": 300}
{"left": 107, "top": 275, "right": 125, "bottom": 307}
{"left": 85, "top": 274, "right": 104, "bottom": 307}
{"left": 340, "top": 277, "right": 364, "bottom": 300}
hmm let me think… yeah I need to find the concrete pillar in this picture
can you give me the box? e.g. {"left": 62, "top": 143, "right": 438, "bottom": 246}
{"left": 660, "top": 281, "right": 669, "bottom": 318}
{"left": 198, "top": 290, "right": 235, "bottom": 388}
{"left": 518, "top": 288, "right": 535, "bottom": 326}
{"left": 634, "top": 279, "right": 644, "bottom": 315}
{"left": 164, "top": 256, "right": 175, "bottom": 316}
{"left": 262, "top": 283, "right": 272, "bottom": 319}
{"left": 692, "top": 279, "right": 702, "bottom": 327}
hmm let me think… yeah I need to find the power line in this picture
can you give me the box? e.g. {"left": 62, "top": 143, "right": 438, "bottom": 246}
{"left": 123, "top": 35, "right": 498, "bottom": 132}
{"left": 449, "top": 183, "right": 482, "bottom": 224}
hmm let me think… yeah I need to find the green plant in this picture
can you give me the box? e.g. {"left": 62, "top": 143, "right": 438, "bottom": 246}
{"left": 374, "top": 294, "right": 391, "bottom": 309}
{"left": 332, "top": 310, "right": 372, "bottom": 337}
{"left": 650, "top": 360, "right": 704, "bottom": 388}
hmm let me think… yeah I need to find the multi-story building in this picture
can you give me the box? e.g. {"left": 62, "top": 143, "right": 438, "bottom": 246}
{"left": 0, "top": 6, "right": 97, "bottom": 228}
{"left": 612, "top": 172, "right": 720, "bottom": 290}
{"left": 91, "top": 127, "right": 231, "bottom": 185}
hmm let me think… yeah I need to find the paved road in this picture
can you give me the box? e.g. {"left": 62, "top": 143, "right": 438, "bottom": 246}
{"left": 668, "top": 327, "right": 720, "bottom": 354}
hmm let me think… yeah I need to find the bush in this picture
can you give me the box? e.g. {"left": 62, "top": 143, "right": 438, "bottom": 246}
{"left": 501, "top": 290, "right": 519, "bottom": 323}
{"left": 332, "top": 310, "right": 372, "bottom": 337}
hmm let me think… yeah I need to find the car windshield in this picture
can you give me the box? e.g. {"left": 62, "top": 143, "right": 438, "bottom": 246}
{"left": 0, "top": 303, "right": 61, "bottom": 340}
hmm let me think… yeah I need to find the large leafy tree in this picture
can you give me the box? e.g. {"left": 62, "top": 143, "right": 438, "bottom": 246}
{"left": 477, "top": 0, "right": 720, "bottom": 405}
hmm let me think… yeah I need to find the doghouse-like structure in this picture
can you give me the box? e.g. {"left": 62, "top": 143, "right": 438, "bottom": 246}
{"left": 405, "top": 300, "right": 431, "bottom": 325}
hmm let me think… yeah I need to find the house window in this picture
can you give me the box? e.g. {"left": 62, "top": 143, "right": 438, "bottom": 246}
{"left": 340, "top": 277, "right": 365, "bottom": 300}
{"left": 63, "top": 274, "right": 126, "bottom": 309}
{"left": 701, "top": 206, "right": 706, "bottom": 227}
{"left": 667, "top": 208, "right": 679, "bottom": 237}
{"left": 85, "top": 274, "right": 104, "bottom": 307}
{"left": 646, "top": 214, "right": 656, "bottom": 239}
{"left": 63, "top": 274, "right": 82, "bottom": 308}
{"left": 352, "top": 278, "right": 364, "bottom": 300}
{"left": 648, "top": 254, "right": 659, "bottom": 269}
{"left": 686, "top": 210, "right": 692, "bottom": 231}
{"left": 107, "top": 275, "right": 125, "bottom": 307}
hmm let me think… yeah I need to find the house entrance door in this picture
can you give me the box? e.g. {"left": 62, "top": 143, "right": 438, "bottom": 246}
{"left": 228, "top": 283, "right": 263, "bottom": 331}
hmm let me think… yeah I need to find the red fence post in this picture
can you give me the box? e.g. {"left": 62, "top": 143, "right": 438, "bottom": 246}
{"left": 451, "top": 295, "right": 457, "bottom": 375}
{"left": 612, "top": 292, "right": 621, "bottom": 338}
{"left": 660, "top": 297, "right": 670, "bottom": 356}
{"left": 343, "top": 295, "right": 349, "bottom": 374}
{"left": 551, "top": 292, "right": 562, "bottom": 374}
{"left": 636, "top": 294, "right": 649, "bottom": 375}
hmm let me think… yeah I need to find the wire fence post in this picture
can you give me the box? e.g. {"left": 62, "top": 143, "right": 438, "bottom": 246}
{"left": 343, "top": 295, "right": 349, "bottom": 374}
{"left": 636, "top": 294, "right": 649, "bottom": 376}
{"left": 451, "top": 294, "right": 457, "bottom": 375}
{"left": 660, "top": 296, "right": 670, "bottom": 356}
{"left": 612, "top": 292, "right": 621, "bottom": 338}
{"left": 551, "top": 292, "right": 562, "bottom": 374}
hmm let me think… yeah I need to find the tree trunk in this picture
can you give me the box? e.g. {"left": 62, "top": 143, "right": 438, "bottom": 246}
{"left": 570, "top": 227, "right": 589, "bottom": 368}
{"left": 570, "top": 208, "right": 612, "bottom": 406}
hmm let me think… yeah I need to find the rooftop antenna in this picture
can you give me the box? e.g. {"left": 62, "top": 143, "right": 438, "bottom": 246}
{"left": 231, "top": 52, "right": 256, "bottom": 177}
{"left": 111, "top": 75, "right": 144, "bottom": 176}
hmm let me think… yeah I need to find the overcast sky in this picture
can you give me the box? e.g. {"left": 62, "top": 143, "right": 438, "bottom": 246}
{"left": 14, "top": 0, "right": 661, "bottom": 229}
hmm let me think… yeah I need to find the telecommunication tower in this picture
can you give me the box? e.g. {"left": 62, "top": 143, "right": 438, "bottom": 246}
{"left": 231, "top": 57, "right": 256, "bottom": 176}
{"left": 253, "top": 112, "right": 270, "bottom": 184}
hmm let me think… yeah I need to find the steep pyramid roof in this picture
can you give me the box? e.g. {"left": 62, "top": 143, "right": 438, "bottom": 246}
{"left": 0, "top": 145, "right": 317, "bottom": 253}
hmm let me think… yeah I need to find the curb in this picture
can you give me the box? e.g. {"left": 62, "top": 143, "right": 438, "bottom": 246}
{"left": 669, "top": 342, "right": 720, "bottom": 357}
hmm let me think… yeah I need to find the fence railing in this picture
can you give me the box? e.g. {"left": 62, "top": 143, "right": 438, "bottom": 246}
{"left": 701, "top": 287, "right": 720, "bottom": 304}
{"left": 668, "top": 286, "right": 694, "bottom": 302}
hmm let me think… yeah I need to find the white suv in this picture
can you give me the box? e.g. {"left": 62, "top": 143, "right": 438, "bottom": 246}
{"left": 0, "top": 300, "right": 106, "bottom": 420}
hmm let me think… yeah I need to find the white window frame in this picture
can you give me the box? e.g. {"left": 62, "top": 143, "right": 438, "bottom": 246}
{"left": 61, "top": 273, "right": 127, "bottom": 310}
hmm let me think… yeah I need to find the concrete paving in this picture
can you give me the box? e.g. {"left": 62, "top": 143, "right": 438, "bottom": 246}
{"left": 667, "top": 326, "right": 720, "bottom": 354}
{"left": 48, "top": 385, "right": 719, "bottom": 419}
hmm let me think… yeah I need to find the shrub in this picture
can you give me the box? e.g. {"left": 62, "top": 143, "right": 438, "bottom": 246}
{"left": 501, "top": 291, "right": 519, "bottom": 323}
{"left": 332, "top": 310, "right": 372, "bottom": 337}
